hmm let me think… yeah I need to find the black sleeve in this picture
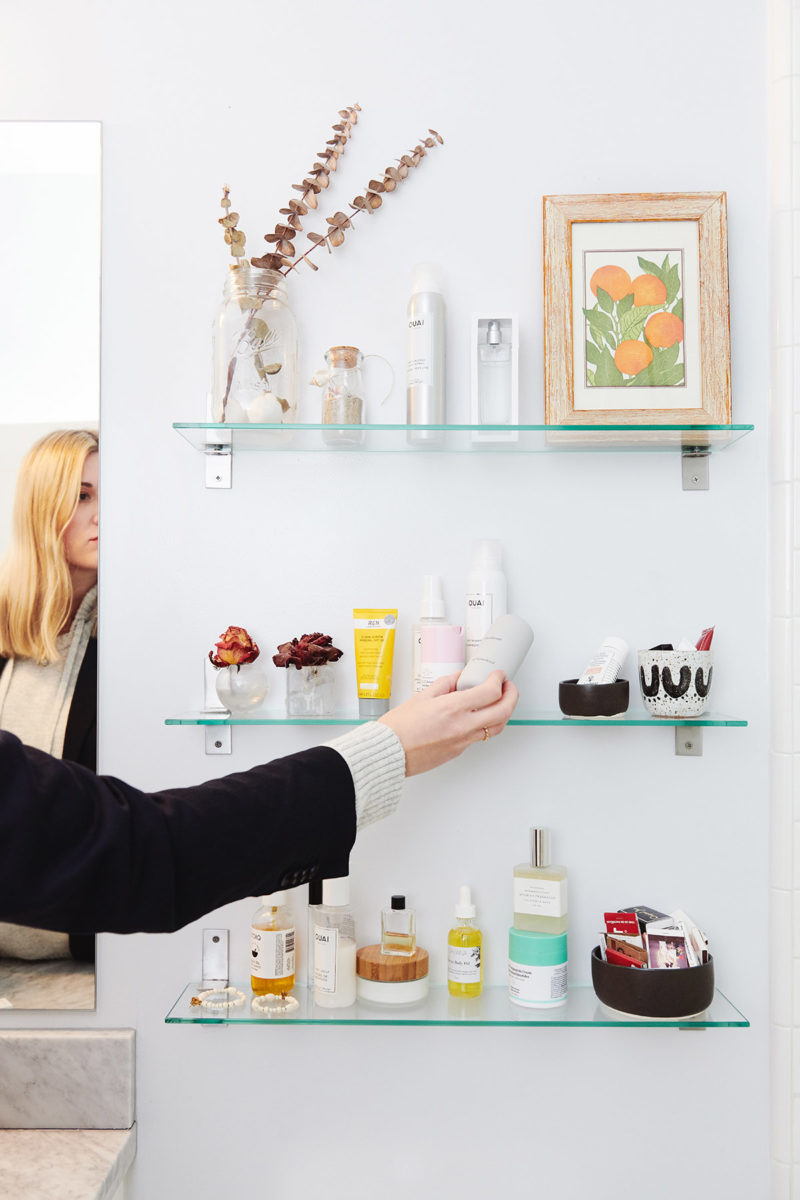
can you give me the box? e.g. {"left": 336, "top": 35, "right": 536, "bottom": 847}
{"left": 0, "top": 731, "right": 357, "bottom": 934}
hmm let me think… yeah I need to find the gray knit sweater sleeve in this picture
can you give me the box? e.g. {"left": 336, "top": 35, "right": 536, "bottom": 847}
{"left": 325, "top": 721, "right": 406, "bottom": 829}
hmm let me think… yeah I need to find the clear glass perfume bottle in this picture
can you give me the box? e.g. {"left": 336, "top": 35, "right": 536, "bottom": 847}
{"left": 477, "top": 318, "right": 512, "bottom": 424}
{"left": 513, "top": 828, "right": 568, "bottom": 934}
{"left": 380, "top": 894, "right": 416, "bottom": 956}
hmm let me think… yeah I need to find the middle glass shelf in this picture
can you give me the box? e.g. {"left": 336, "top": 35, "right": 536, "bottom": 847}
{"left": 166, "top": 711, "right": 747, "bottom": 728}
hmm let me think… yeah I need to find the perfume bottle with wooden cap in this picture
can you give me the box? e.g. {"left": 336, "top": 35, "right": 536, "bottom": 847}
{"left": 513, "top": 828, "right": 568, "bottom": 935}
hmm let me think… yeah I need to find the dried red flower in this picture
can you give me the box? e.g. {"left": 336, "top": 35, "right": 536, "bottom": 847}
{"left": 272, "top": 632, "right": 343, "bottom": 670}
{"left": 209, "top": 625, "right": 261, "bottom": 668}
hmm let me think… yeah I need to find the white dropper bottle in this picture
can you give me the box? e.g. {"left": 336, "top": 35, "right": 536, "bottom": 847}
{"left": 412, "top": 574, "right": 447, "bottom": 693}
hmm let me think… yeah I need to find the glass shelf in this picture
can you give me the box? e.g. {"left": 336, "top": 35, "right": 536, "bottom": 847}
{"left": 173, "top": 422, "right": 754, "bottom": 454}
{"left": 165, "top": 710, "right": 747, "bottom": 728}
{"left": 165, "top": 981, "right": 749, "bottom": 1028}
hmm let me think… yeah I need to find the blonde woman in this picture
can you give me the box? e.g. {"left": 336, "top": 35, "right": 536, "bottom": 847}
{"left": 0, "top": 429, "right": 99, "bottom": 962}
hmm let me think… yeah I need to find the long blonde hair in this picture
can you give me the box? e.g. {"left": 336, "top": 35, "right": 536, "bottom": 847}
{"left": 0, "top": 429, "right": 99, "bottom": 664}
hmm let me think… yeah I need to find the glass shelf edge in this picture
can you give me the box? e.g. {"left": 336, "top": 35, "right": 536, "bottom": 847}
{"left": 165, "top": 711, "right": 747, "bottom": 728}
{"left": 172, "top": 423, "right": 753, "bottom": 454}
{"left": 165, "top": 982, "right": 748, "bottom": 1028}
{"left": 174, "top": 422, "right": 754, "bottom": 433}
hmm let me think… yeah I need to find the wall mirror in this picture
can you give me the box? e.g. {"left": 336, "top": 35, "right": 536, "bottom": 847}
{"left": 0, "top": 121, "right": 101, "bottom": 1009}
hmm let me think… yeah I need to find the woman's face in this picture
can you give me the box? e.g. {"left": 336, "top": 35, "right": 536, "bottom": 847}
{"left": 63, "top": 451, "right": 98, "bottom": 575}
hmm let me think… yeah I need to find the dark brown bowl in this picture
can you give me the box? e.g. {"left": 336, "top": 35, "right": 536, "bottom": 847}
{"left": 591, "top": 946, "right": 715, "bottom": 1018}
{"left": 559, "top": 678, "right": 629, "bottom": 718}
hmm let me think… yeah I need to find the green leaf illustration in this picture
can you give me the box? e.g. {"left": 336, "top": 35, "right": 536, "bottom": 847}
{"left": 586, "top": 340, "right": 601, "bottom": 366}
{"left": 654, "top": 343, "right": 681, "bottom": 370}
{"left": 620, "top": 303, "right": 661, "bottom": 342}
{"left": 617, "top": 293, "right": 634, "bottom": 317}
{"left": 630, "top": 362, "right": 684, "bottom": 387}
{"left": 665, "top": 263, "right": 681, "bottom": 305}
{"left": 661, "top": 254, "right": 671, "bottom": 273}
{"left": 594, "top": 346, "right": 624, "bottom": 386}
{"left": 591, "top": 327, "right": 605, "bottom": 350}
{"left": 583, "top": 306, "right": 614, "bottom": 337}
{"left": 672, "top": 299, "right": 683, "bottom": 321}
{"left": 596, "top": 286, "right": 614, "bottom": 315}
{"left": 587, "top": 369, "right": 596, "bottom": 386}
{"left": 637, "top": 256, "right": 665, "bottom": 282}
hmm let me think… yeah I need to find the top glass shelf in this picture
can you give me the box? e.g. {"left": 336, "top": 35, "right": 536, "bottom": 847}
{"left": 173, "top": 422, "right": 754, "bottom": 454}
{"left": 165, "top": 981, "right": 749, "bottom": 1028}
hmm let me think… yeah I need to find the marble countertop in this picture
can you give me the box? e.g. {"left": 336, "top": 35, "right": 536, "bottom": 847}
{"left": 0, "top": 959, "right": 95, "bottom": 1010}
{"left": 0, "top": 1125, "right": 136, "bottom": 1199}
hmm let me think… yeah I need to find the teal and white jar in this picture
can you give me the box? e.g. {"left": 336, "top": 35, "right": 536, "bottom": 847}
{"left": 508, "top": 927, "right": 568, "bottom": 1008}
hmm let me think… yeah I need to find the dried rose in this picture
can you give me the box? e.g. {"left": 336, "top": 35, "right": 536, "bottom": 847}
{"left": 272, "top": 632, "right": 343, "bottom": 670}
{"left": 209, "top": 625, "right": 261, "bottom": 668}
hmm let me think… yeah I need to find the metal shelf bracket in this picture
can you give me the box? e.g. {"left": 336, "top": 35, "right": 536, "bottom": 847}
{"left": 681, "top": 448, "right": 709, "bottom": 491}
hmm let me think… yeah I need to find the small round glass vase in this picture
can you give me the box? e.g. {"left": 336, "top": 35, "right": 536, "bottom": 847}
{"left": 215, "top": 662, "right": 269, "bottom": 713}
{"left": 285, "top": 664, "right": 335, "bottom": 717}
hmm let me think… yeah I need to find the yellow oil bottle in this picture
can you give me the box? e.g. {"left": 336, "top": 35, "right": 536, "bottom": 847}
{"left": 250, "top": 892, "right": 295, "bottom": 995}
{"left": 447, "top": 885, "right": 482, "bottom": 997}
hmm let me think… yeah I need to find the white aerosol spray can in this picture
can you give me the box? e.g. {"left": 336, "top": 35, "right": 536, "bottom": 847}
{"left": 406, "top": 262, "right": 445, "bottom": 445}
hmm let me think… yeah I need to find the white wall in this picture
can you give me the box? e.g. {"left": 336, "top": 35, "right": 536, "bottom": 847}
{"left": 1, "top": 2, "right": 770, "bottom": 1197}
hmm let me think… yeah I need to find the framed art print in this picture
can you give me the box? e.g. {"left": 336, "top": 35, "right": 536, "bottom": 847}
{"left": 543, "top": 192, "right": 731, "bottom": 426}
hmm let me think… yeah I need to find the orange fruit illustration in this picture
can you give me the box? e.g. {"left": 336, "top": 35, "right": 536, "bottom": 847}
{"left": 590, "top": 265, "right": 633, "bottom": 302}
{"left": 632, "top": 273, "right": 667, "bottom": 306}
{"left": 645, "top": 312, "right": 684, "bottom": 348}
{"left": 614, "top": 340, "right": 653, "bottom": 376}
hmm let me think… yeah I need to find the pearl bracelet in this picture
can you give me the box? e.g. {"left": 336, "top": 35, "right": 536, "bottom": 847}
{"left": 192, "top": 986, "right": 246, "bottom": 1010}
{"left": 251, "top": 992, "right": 299, "bottom": 1016}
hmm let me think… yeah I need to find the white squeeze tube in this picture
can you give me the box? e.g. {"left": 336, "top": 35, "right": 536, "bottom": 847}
{"left": 577, "top": 636, "right": 628, "bottom": 685}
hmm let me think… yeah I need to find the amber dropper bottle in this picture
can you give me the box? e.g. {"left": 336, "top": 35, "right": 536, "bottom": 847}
{"left": 250, "top": 891, "right": 295, "bottom": 996}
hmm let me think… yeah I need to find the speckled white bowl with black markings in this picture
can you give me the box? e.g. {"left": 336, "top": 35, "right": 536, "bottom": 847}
{"left": 637, "top": 650, "right": 714, "bottom": 717}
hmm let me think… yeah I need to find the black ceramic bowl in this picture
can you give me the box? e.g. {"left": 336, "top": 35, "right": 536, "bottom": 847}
{"left": 591, "top": 946, "right": 715, "bottom": 1018}
{"left": 558, "top": 678, "right": 629, "bottom": 718}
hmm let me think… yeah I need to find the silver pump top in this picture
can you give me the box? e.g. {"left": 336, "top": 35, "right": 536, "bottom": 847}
{"left": 486, "top": 320, "right": 502, "bottom": 346}
{"left": 530, "top": 828, "right": 550, "bottom": 867}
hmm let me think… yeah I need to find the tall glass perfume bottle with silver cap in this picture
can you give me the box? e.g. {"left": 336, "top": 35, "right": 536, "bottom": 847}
{"left": 478, "top": 318, "right": 512, "bottom": 424}
{"left": 512, "top": 828, "right": 568, "bottom": 935}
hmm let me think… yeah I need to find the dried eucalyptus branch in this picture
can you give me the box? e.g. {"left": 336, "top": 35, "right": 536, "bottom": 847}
{"left": 218, "top": 185, "right": 247, "bottom": 261}
{"left": 250, "top": 104, "right": 361, "bottom": 272}
{"left": 284, "top": 129, "right": 444, "bottom": 276}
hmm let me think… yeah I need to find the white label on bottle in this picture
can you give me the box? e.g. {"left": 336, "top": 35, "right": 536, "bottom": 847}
{"left": 513, "top": 876, "right": 568, "bottom": 918}
{"left": 465, "top": 591, "right": 493, "bottom": 654}
{"left": 508, "top": 959, "right": 567, "bottom": 1005}
{"left": 313, "top": 925, "right": 338, "bottom": 994}
{"left": 419, "top": 660, "right": 465, "bottom": 690}
{"left": 448, "top": 944, "right": 481, "bottom": 984}
{"left": 250, "top": 927, "right": 295, "bottom": 979}
{"left": 407, "top": 317, "right": 433, "bottom": 388}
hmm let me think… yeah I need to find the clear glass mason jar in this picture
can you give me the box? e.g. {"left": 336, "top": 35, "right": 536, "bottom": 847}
{"left": 285, "top": 663, "right": 336, "bottom": 717}
{"left": 209, "top": 265, "right": 298, "bottom": 424}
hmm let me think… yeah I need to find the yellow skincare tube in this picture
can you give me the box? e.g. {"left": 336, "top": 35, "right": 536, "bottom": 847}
{"left": 353, "top": 608, "right": 398, "bottom": 717}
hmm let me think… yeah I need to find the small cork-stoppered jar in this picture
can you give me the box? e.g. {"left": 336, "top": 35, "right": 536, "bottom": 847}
{"left": 319, "top": 345, "right": 366, "bottom": 446}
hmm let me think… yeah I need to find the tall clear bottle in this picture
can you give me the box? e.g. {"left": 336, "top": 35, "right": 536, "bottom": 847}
{"left": 406, "top": 262, "right": 445, "bottom": 445}
{"left": 306, "top": 878, "right": 323, "bottom": 988}
{"left": 478, "top": 319, "right": 512, "bottom": 424}
{"left": 513, "top": 828, "right": 568, "bottom": 935}
{"left": 250, "top": 891, "right": 295, "bottom": 995}
{"left": 412, "top": 575, "right": 447, "bottom": 693}
{"left": 465, "top": 539, "right": 507, "bottom": 662}
{"left": 313, "top": 876, "right": 357, "bottom": 1008}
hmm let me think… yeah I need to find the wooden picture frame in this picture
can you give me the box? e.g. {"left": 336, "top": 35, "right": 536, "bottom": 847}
{"left": 543, "top": 192, "right": 731, "bottom": 426}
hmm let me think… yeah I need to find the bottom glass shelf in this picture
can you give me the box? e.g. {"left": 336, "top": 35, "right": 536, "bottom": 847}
{"left": 165, "top": 711, "right": 747, "bottom": 728}
{"left": 165, "top": 982, "right": 749, "bottom": 1028}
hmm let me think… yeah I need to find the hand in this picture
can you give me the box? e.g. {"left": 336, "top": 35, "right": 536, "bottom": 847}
{"left": 378, "top": 670, "right": 518, "bottom": 777}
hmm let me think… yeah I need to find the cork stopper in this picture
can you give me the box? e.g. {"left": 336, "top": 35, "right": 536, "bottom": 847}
{"left": 356, "top": 944, "right": 429, "bottom": 982}
{"left": 328, "top": 345, "right": 360, "bottom": 368}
